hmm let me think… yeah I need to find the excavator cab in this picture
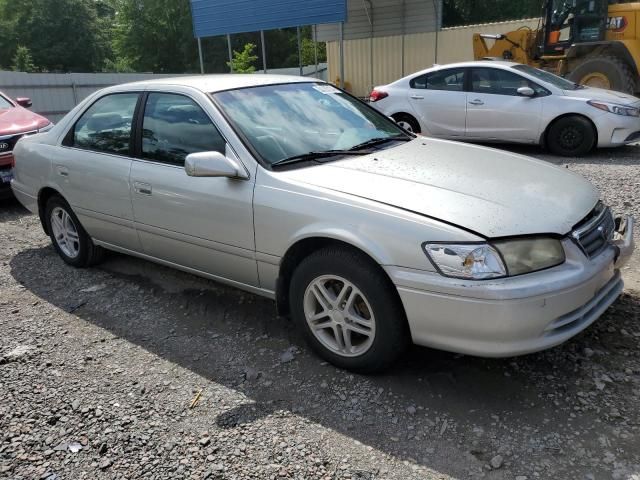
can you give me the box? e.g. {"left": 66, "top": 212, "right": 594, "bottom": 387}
{"left": 543, "top": 0, "right": 609, "bottom": 54}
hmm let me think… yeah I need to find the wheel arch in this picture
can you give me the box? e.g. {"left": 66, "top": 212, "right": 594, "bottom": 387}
{"left": 390, "top": 112, "right": 422, "bottom": 134}
{"left": 275, "top": 235, "right": 400, "bottom": 318}
{"left": 37, "top": 186, "right": 66, "bottom": 235}
{"left": 540, "top": 112, "right": 598, "bottom": 149}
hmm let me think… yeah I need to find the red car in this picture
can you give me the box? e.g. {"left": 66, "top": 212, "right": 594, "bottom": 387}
{"left": 0, "top": 91, "right": 52, "bottom": 199}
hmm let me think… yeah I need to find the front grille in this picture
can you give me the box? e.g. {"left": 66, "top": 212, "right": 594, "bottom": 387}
{"left": 571, "top": 202, "right": 615, "bottom": 258}
{"left": 0, "top": 130, "right": 36, "bottom": 156}
{"left": 624, "top": 131, "right": 640, "bottom": 142}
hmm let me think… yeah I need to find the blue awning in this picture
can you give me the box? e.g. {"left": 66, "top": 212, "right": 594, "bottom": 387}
{"left": 190, "top": 0, "right": 347, "bottom": 38}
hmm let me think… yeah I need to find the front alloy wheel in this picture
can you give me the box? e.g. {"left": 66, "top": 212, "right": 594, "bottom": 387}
{"left": 303, "top": 275, "right": 376, "bottom": 357}
{"left": 289, "top": 246, "right": 409, "bottom": 372}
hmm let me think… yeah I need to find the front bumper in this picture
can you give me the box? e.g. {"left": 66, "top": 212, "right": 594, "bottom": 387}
{"left": 593, "top": 112, "right": 640, "bottom": 147}
{"left": 388, "top": 216, "right": 635, "bottom": 357}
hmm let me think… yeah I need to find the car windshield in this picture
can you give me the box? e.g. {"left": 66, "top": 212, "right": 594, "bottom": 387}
{"left": 512, "top": 64, "right": 581, "bottom": 90}
{"left": 213, "top": 82, "right": 408, "bottom": 166}
{"left": 0, "top": 94, "right": 14, "bottom": 109}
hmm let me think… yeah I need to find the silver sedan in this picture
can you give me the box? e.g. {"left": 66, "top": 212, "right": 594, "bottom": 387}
{"left": 11, "top": 75, "right": 635, "bottom": 372}
{"left": 370, "top": 61, "right": 640, "bottom": 157}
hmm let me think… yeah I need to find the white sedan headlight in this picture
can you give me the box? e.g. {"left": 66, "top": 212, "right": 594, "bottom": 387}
{"left": 588, "top": 100, "right": 640, "bottom": 117}
{"left": 424, "top": 238, "right": 565, "bottom": 280}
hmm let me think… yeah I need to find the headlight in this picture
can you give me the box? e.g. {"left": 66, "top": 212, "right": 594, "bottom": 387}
{"left": 493, "top": 237, "right": 565, "bottom": 276}
{"left": 588, "top": 100, "right": 640, "bottom": 117}
{"left": 38, "top": 122, "right": 54, "bottom": 133}
{"left": 424, "top": 238, "right": 565, "bottom": 280}
{"left": 423, "top": 243, "right": 507, "bottom": 280}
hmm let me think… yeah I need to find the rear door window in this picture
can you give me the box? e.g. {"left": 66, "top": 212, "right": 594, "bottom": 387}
{"left": 69, "top": 93, "right": 139, "bottom": 155}
{"left": 410, "top": 69, "right": 466, "bottom": 91}
{"left": 140, "top": 93, "right": 226, "bottom": 166}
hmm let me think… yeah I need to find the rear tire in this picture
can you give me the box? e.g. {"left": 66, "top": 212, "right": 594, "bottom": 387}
{"left": 568, "top": 55, "right": 636, "bottom": 94}
{"left": 392, "top": 113, "right": 421, "bottom": 134}
{"left": 546, "top": 115, "right": 596, "bottom": 157}
{"left": 45, "top": 195, "right": 105, "bottom": 267}
{"left": 289, "top": 246, "right": 409, "bottom": 373}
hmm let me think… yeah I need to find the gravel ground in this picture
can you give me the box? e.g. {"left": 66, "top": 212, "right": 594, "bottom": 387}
{"left": 1, "top": 145, "right": 639, "bottom": 480}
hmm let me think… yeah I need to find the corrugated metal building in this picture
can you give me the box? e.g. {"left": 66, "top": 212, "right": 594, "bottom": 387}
{"left": 316, "top": 0, "right": 439, "bottom": 40}
{"left": 316, "top": 0, "right": 441, "bottom": 97}
{"left": 188, "top": 1, "right": 535, "bottom": 98}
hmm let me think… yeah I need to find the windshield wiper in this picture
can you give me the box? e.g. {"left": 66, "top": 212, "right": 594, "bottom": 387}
{"left": 348, "top": 134, "right": 412, "bottom": 151}
{"left": 271, "top": 150, "right": 369, "bottom": 168}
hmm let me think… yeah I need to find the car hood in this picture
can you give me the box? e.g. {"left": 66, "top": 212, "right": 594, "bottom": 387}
{"left": 562, "top": 86, "right": 640, "bottom": 105}
{"left": 0, "top": 106, "right": 49, "bottom": 136}
{"left": 280, "top": 139, "right": 599, "bottom": 238}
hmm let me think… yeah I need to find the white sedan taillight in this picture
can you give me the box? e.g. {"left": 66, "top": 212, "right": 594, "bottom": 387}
{"left": 369, "top": 89, "right": 389, "bottom": 102}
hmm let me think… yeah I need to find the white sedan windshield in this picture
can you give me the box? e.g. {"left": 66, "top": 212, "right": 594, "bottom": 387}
{"left": 512, "top": 64, "right": 580, "bottom": 90}
{"left": 214, "top": 82, "right": 406, "bottom": 165}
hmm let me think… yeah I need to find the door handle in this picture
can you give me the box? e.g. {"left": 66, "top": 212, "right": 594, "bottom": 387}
{"left": 56, "top": 165, "right": 69, "bottom": 177}
{"left": 134, "top": 181, "right": 152, "bottom": 195}
{"left": 469, "top": 99, "right": 484, "bottom": 105}
{"left": 410, "top": 95, "right": 425, "bottom": 100}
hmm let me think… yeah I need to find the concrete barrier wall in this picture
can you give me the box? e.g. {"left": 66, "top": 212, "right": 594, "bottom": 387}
{"left": 0, "top": 65, "right": 327, "bottom": 123}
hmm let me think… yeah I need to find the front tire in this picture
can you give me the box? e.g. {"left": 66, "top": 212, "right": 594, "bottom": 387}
{"left": 45, "top": 195, "right": 104, "bottom": 267}
{"left": 546, "top": 115, "right": 596, "bottom": 157}
{"left": 289, "top": 246, "right": 409, "bottom": 373}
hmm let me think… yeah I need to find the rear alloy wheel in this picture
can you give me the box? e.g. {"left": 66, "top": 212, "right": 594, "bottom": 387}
{"left": 290, "top": 246, "right": 409, "bottom": 372}
{"left": 546, "top": 115, "right": 596, "bottom": 157}
{"left": 45, "top": 195, "right": 104, "bottom": 267}
{"left": 392, "top": 114, "right": 421, "bottom": 134}
{"left": 50, "top": 206, "right": 80, "bottom": 259}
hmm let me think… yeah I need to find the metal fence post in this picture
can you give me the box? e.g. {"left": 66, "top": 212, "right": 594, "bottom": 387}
{"left": 227, "top": 34, "right": 234, "bottom": 73}
{"left": 71, "top": 78, "right": 78, "bottom": 106}
{"left": 261, "top": 30, "right": 267, "bottom": 74}
{"left": 339, "top": 22, "right": 345, "bottom": 89}
{"left": 297, "top": 26, "right": 303, "bottom": 76}
{"left": 198, "top": 38, "right": 205, "bottom": 74}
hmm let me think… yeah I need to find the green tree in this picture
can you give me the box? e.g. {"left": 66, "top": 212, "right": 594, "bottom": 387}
{"left": 442, "top": 0, "right": 543, "bottom": 28}
{"left": 12, "top": 46, "right": 36, "bottom": 72}
{"left": 111, "top": 0, "right": 199, "bottom": 73}
{"left": 300, "top": 37, "right": 327, "bottom": 66}
{"left": 103, "top": 57, "right": 136, "bottom": 73}
{"left": 228, "top": 43, "right": 258, "bottom": 73}
{"left": 0, "top": 0, "right": 112, "bottom": 72}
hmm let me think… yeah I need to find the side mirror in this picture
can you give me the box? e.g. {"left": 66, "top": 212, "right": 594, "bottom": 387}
{"left": 16, "top": 97, "right": 32, "bottom": 108}
{"left": 517, "top": 87, "right": 535, "bottom": 97}
{"left": 184, "top": 151, "right": 247, "bottom": 179}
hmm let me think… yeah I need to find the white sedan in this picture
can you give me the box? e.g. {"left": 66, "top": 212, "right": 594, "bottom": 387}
{"left": 370, "top": 60, "right": 640, "bottom": 156}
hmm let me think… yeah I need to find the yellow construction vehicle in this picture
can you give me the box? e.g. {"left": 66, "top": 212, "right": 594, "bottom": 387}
{"left": 473, "top": 1, "right": 640, "bottom": 93}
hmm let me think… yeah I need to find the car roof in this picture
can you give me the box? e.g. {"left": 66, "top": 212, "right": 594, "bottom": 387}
{"left": 388, "top": 60, "right": 521, "bottom": 84}
{"left": 431, "top": 60, "right": 521, "bottom": 70}
{"left": 116, "top": 74, "right": 319, "bottom": 93}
